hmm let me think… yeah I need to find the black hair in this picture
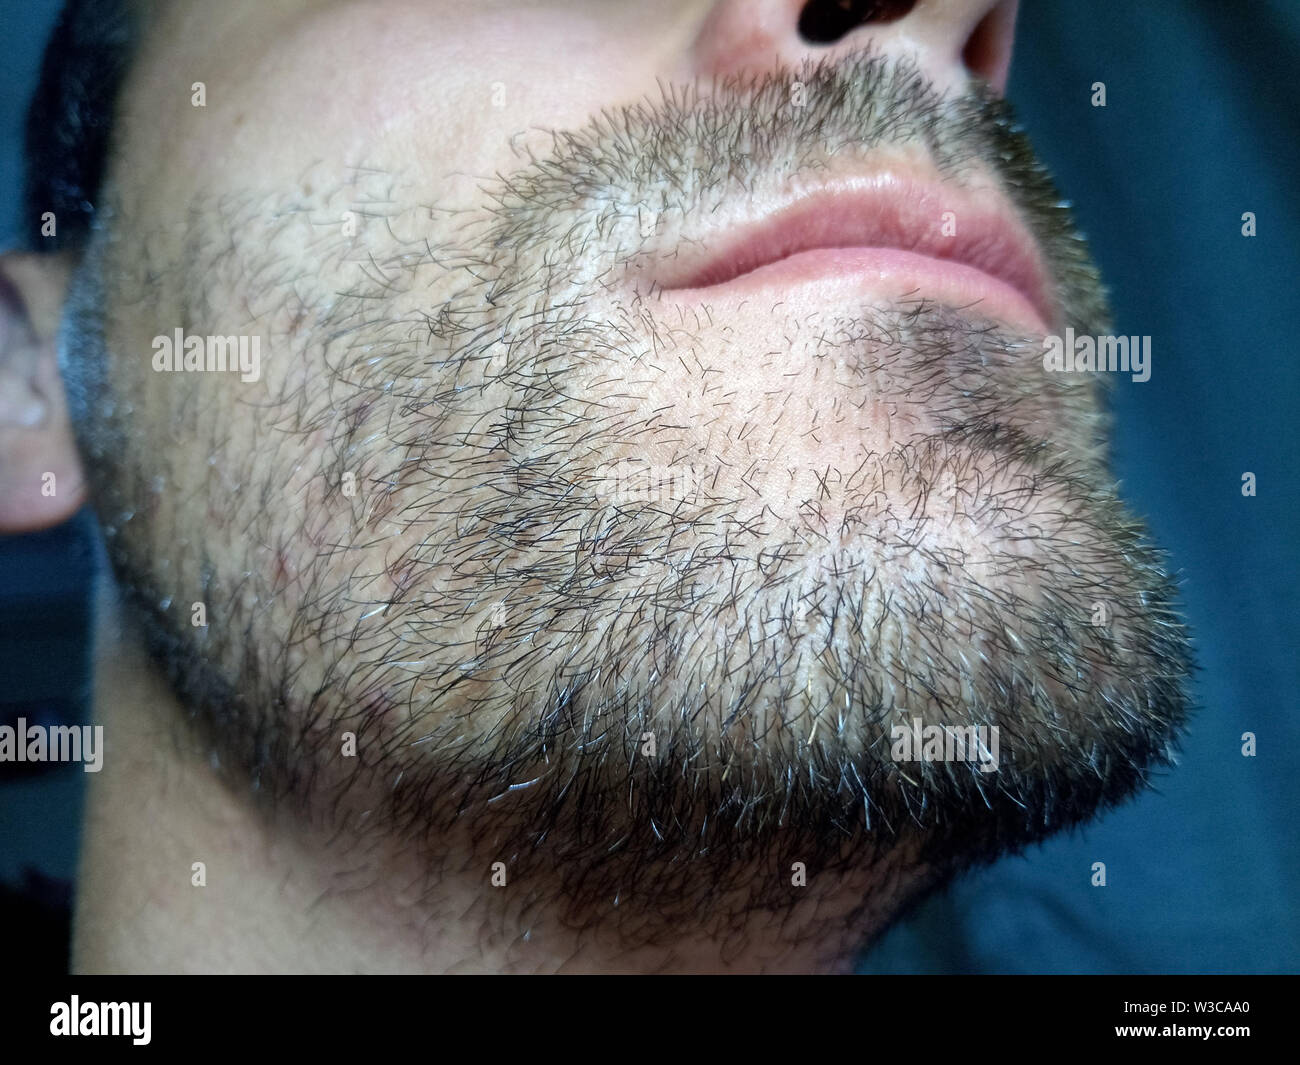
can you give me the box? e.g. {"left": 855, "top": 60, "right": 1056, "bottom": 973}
{"left": 23, "top": 0, "right": 137, "bottom": 251}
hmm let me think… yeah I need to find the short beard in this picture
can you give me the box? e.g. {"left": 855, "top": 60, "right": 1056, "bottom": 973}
{"left": 65, "top": 50, "right": 1191, "bottom": 955}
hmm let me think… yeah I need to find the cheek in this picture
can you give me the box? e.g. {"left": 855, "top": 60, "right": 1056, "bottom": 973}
{"left": 129, "top": 0, "right": 667, "bottom": 223}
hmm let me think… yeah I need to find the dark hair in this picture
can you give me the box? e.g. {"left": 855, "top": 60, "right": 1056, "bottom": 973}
{"left": 23, "top": 0, "right": 137, "bottom": 251}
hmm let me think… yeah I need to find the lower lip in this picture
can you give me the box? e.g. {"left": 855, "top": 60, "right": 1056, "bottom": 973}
{"left": 660, "top": 246, "right": 1049, "bottom": 333}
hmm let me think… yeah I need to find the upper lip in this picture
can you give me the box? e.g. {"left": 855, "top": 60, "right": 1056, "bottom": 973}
{"left": 650, "top": 172, "right": 1056, "bottom": 328}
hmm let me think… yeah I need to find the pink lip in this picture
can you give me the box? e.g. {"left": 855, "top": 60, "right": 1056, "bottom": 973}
{"left": 653, "top": 177, "right": 1056, "bottom": 332}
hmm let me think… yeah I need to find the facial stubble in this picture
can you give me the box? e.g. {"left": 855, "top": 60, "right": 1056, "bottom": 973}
{"left": 65, "top": 53, "right": 1191, "bottom": 950}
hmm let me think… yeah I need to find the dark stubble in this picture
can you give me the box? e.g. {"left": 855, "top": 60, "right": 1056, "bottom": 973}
{"left": 65, "top": 51, "right": 1191, "bottom": 949}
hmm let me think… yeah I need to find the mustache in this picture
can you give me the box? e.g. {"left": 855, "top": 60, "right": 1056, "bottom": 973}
{"left": 464, "top": 48, "right": 1107, "bottom": 335}
{"left": 479, "top": 50, "right": 961, "bottom": 276}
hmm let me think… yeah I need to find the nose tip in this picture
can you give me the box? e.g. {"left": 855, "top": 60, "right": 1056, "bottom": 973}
{"left": 692, "top": 0, "right": 1020, "bottom": 97}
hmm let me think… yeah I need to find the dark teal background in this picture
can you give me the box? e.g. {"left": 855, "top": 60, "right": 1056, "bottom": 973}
{"left": 1, "top": 1, "right": 1296, "bottom": 973}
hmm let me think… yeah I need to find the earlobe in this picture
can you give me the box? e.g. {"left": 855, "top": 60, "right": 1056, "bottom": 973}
{"left": 0, "top": 252, "right": 87, "bottom": 532}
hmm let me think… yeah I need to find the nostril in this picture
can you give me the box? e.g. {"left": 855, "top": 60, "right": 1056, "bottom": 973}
{"left": 797, "top": 0, "right": 917, "bottom": 46}
{"left": 961, "top": 1, "right": 1018, "bottom": 91}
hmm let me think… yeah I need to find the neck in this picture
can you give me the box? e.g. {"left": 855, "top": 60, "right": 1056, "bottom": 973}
{"left": 73, "top": 580, "right": 917, "bottom": 973}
